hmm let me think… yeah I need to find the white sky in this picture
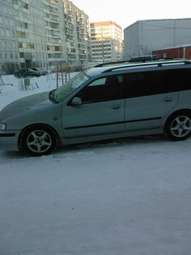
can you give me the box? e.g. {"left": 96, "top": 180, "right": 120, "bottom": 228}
{"left": 72, "top": 0, "right": 191, "bottom": 29}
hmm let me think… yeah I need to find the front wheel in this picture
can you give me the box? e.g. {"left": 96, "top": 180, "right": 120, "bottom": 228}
{"left": 21, "top": 127, "right": 56, "bottom": 156}
{"left": 165, "top": 113, "right": 191, "bottom": 141}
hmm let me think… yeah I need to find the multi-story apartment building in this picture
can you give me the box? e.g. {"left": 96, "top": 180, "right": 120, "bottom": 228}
{"left": 44, "top": 0, "right": 90, "bottom": 69}
{"left": 0, "top": 0, "right": 90, "bottom": 72}
{"left": 14, "top": 0, "right": 48, "bottom": 69}
{"left": 0, "top": 0, "right": 18, "bottom": 73}
{"left": 0, "top": 0, "right": 48, "bottom": 72}
{"left": 62, "top": 0, "right": 90, "bottom": 68}
{"left": 44, "top": 0, "right": 64, "bottom": 67}
{"left": 90, "top": 21, "right": 123, "bottom": 64}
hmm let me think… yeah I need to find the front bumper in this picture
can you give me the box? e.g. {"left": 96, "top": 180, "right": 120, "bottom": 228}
{"left": 0, "top": 130, "right": 20, "bottom": 150}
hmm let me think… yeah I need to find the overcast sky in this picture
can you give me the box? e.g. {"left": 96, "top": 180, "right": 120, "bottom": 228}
{"left": 72, "top": 0, "right": 191, "bottom": 29}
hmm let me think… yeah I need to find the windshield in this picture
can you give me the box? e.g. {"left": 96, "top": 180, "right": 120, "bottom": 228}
{"left": 51, "top": 71, "right": 90, "bottom": 103}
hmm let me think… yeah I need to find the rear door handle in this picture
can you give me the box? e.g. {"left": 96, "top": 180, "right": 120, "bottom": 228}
{"left": 164, "top": 97, "right": 173, "bottom": 102}
{"left": 112, "top": 105, "right": 121, "bottom": 110}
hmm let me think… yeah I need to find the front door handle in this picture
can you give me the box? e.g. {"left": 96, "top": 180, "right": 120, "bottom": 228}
{"left": 112, "top": 105, "right": 121, "bottom": 110}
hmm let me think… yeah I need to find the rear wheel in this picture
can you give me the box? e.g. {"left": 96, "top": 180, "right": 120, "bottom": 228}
{"left": 165, "top": 113, "right": 191, "bottom": 141}
{"left": 21, "top": 127, "right": 56, "bottom": 156}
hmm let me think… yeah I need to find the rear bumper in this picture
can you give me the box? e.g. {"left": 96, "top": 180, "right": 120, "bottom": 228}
{"left": 0, "top": 131, "right": 19, "bottom": 150}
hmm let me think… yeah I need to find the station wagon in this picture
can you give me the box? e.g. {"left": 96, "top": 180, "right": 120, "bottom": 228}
{"left": 1, "top": 59, "right": 191, "bottom": 155}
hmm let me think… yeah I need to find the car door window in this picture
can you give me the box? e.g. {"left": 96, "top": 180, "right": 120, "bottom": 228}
{"left": 164, "top": 68, "right": 191, "bottom": 92}
{"left": 76, "top": 75, "right": 123, "bottom": 104}
{"left": 89, "top": 77, "right": 106, "bottom": 87}
{"left": 123, "top": 71, "right": 166, "bottom": 98}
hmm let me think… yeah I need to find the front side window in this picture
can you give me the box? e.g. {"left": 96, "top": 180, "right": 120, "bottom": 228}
{"left": 76, "top": 75, "right": 123, "bottom": 104}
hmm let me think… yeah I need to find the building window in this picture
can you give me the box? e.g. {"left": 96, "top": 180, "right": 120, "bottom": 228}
{"left": 19, "top": 52, "right": 24, "bottom": 58}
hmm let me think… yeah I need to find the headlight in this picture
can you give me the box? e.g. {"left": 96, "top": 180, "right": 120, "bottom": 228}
{"left": 0, "top": 123, "right": 7, "bottom": 131}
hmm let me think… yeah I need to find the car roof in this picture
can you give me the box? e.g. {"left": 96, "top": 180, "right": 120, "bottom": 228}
{"left": 86, "top": 59, "right": 191, "bottom": 77}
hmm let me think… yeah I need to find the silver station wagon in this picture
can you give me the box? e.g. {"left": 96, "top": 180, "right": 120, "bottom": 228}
{"left": 1, "top": 59, "right": 191, "bottom": 156}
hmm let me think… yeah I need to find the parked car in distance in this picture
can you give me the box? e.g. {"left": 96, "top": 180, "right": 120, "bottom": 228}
{"left": 14, "top": 68, "right": 46, "bottom": 78}
{"left": 32, "top": 68, "right": 48, "bottom": 76}
{"left": 1, "top": 59, "right": 191, "bottom": 156}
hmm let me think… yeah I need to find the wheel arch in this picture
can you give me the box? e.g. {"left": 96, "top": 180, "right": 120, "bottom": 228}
{"left": 165, "top": 109, "right": 191, "bottom": 130}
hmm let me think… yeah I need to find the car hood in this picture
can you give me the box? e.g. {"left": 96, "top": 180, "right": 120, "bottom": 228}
{"left": 0, "top": 92, "right": 50, "bottom": 121}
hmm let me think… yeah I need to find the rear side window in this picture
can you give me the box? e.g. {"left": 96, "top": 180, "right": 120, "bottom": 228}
{"left": 123, "top": 71, "right": 166, "bottom": 98}
{"left": 123, "top": 68, "right": 191, "bottom": 98}
{"left": 164, "top": 68, "right": 191, "bottom": 92}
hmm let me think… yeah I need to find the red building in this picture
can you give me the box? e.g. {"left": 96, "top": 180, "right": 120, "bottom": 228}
{"left": 153, "top": 45, "right": 191, "bottom": 60}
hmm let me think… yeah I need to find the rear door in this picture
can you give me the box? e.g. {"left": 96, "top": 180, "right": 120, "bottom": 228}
{"left": 123, "top": 70, "right": 179, "bottom": 132}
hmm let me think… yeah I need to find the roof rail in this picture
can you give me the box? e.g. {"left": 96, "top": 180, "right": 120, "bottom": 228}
{"left": 95, "top": 60, "right": 129, "bottom": 67}
{"left": 102, "top": 59, "right": 191, "bottom": 73}
{"left": 128, "top": 56, "right": 155, "bottom": 62}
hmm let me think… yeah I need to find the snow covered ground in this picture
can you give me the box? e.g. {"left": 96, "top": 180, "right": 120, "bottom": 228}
{"left": 1, "top": 75, "right": 191, "bottom": 255}
{"left": 0, "top": 74, "right": 62, "bottom": 110}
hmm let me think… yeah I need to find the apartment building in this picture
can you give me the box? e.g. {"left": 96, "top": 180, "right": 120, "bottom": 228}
{"left": 90, "top": 21, "right": 123, "bottom": 64}
{"left": 0, "top": 0, "right": 48, "bottom": 72}
{"left": 14, "top": 0, "right": 48, "bottom": 69}
{"left": 0, "top": 0, "right": 90, "bottom": 73}
{"left": 63, "top": 0, "right": 90, "bottom": 68}
{"left": 44, "top": 0, "right": 64, "bottom": 67}
{"left": 43, "top": 0, "right": 90, "bottom": 69}
{"left": 0, "top": 0, "right": 18, "bottom": 73}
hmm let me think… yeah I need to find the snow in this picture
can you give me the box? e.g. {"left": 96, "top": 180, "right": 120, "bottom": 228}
{"left": 0, "top": 74, "right": 59, "bottom": 110}
{"left": 1, "top": 75, "right": 191, "bottom": 255}
{"left": 0, "top": 73, "right": 77, "bottom": 110}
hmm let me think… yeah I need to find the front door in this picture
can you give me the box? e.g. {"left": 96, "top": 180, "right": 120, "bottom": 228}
{"left": 62, "top": 75, "right": 125, "bottom": 138}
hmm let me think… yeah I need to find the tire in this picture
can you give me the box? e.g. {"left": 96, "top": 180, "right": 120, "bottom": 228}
{"left": 165, "top": 112, "right": 191, "bottom": 141}
{"left": 21, "top": 126, "right": 56, "bottom": 156}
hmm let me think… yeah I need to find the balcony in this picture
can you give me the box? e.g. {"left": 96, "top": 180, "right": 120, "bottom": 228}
{"left": 44, "top": 16, "right": 59, "bottom": 24}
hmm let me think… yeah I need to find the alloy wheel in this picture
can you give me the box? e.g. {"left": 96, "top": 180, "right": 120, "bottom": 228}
{"left": 169, "top": 115, "right": 191, "bottom": 138}
{"left": 26, "top": 129, "right": 53, "bottom": 154}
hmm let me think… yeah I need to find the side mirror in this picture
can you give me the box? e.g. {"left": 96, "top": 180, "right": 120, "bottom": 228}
{"left": 71, "top": 97, "right": 82, "bottom": 106}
